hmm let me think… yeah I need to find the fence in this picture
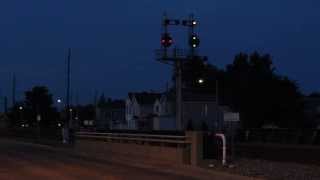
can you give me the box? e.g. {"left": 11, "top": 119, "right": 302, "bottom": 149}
{"left": 77, "top": 131, "right": 191, "bottom": 147}
{"left": 236, "top": 129, "right": 320, "bottom": 145}
{"left": 75, "top": 131, "right": 192, "bottom": 165}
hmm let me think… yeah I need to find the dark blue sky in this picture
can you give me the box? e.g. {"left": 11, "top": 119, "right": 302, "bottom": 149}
{"left": 0, "top": 0, "right": 320, "bottom": 105}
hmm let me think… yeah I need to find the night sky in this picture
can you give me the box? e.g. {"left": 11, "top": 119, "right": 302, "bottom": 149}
{"left": 0, "top": 0, "right": 320, "bottom": 105}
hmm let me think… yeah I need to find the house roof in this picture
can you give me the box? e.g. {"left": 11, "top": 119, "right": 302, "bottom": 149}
{"left": 129, "top": 92, "right": 161, "bottom": 105}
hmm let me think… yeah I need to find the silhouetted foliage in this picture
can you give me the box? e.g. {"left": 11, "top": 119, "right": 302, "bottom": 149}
{"left": 8, "top": 86, "right": 58, "bottom": 128}
{"left": 7, "top": 101, "right": 25, "bottom": 127}
{"left": 178, "top": 52, "right": 305, "bottom": 129}
{"left": 24, "top": 86, "right": 58, "bottom": 127}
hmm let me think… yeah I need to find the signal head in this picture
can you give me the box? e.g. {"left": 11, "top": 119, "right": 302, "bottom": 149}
{"left": 189, "top": 34, "right": 200, "bottom": 48}
{"left": 161, "top": 33, "right": 173, "bottom": 48}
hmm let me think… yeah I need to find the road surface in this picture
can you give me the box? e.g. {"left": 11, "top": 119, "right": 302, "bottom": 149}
{"left": 0, "top": 138, "right": 253, "bottom": 180}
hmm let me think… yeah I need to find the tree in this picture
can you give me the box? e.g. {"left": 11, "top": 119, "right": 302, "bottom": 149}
{"left": 177, "top": 52, "right": 305, "bottom": 129}
{"left": 225, "top": 52, "right": 304, "bottom": 128}
{"left": 179, "top": 56, "right": 221, "bottom": 95}
{"left": 24, "top": 86, "right": 58, "bottom": 127}
{"left": 7, "top": 101, "right": 25, "bottom": 127}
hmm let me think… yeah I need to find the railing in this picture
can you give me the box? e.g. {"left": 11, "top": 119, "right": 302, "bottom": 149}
{"left": 76, "top": 131, "right": 191, "bottom": 146}
{"left": 236, "top": 129, "right": 320, "bottom": 145}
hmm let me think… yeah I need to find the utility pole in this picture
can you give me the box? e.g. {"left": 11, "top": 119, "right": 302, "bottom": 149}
{"left": 63, "top": 48, "right": 72, "bottom": 144}
{"left": 75, "top": 92, "right": 79, "bottom": 129}
{"left": 12, "top": 73, "right": 16, "bottom": 107}
{"left": 175, "top": 58, "right": 183, "bottom": 130}
{"left": 156, "top": 13, "right": 183, "bottom": 130}
{"left": 66, "top": 48, "right": 71, "bottom": 127}
{"left": 216, "top": 80, "right": 219, "bottom": 105}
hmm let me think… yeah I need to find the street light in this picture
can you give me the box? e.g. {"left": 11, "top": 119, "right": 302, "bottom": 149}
{"left": 18, "top": 106, "right": 24, "bottom": 127}
{"left": 198, "top": 78, "right": 204, "bottom": 84}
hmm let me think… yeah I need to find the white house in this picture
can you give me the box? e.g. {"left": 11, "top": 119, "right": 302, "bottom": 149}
{"left": 126, "top": 92, "right": 161, "bottom": 130}
{"left": 125, "top": 91, "right": 237, "bottom": 131}
{"left": 153, "top": 93, "right": 176, "bottom": 130}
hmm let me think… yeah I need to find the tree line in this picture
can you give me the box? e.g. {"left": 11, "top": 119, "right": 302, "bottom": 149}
{"left": 5, "top": 51, "right": 319, "bottom": 130}
{"left": 180, "top": 51, "right": 316, "bottom": 129}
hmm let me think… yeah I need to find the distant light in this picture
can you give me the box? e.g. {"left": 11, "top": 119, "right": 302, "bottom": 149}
{"left": 57, "top": 99, "right": 62, "bottom": 103}
{"left": 192, "top": 20, "right": 197, "bottom": 25}
{"left": 69, "top": 108, "right": 73, "bottom": 112}
{"left": 75, "top": 117, "right": 79, "bottom": 120}
{"left": 21, "top": 124, "right": 25, "bottom": 128}
{"left": 193, "top": 44, "right": 197, "bottom": 48}
{"left": 19, "top": 106, "right": 23, "bottom": 110}
{"left": 25, "top": 124, "right": 29, "bottom": 128}
{"left": 198, "top": 79, "right": 204, "bottom": 84}
{"left": 193, "top": 36, "right": 196, "bottom": 40}
{"left": 58, "top": 123, "right": 62, "bottom": 127}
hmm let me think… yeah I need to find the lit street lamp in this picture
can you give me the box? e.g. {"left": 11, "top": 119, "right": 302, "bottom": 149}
{"left": 198, "top": 78, "right": 204, "bottom": 84}
{"left": 18, "top": 106, "right": 24, "bottom": 127}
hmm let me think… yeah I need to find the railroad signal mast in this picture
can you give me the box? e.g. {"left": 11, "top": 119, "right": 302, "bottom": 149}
{"left": 156, "top": 13, "right": 202, "bottom": 130}
{"left": 182, "top": 14, "right": 200, "bottom": 56}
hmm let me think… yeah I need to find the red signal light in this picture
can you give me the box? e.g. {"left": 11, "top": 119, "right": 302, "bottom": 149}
{"left": 161, "top": 33, "right": 173, "bottom": 48}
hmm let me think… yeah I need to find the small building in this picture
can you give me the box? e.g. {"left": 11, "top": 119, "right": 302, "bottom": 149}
{"left": 182, "top": 93, "right": 225, "bottom": 131}
{"left": 96, "top": 100, "right": 126, "bottom": 130}
{"left": 154, "top": 92, "right": 230, "bottom": 131}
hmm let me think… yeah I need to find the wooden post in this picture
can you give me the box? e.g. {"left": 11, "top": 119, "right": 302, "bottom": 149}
{"left": 186, "top": 131, "right": 203, "bottom": 166}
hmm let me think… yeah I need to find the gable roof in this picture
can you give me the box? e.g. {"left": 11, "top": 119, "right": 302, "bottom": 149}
{"left": 128, "top": 92, "right": 161, "bottom": 105}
